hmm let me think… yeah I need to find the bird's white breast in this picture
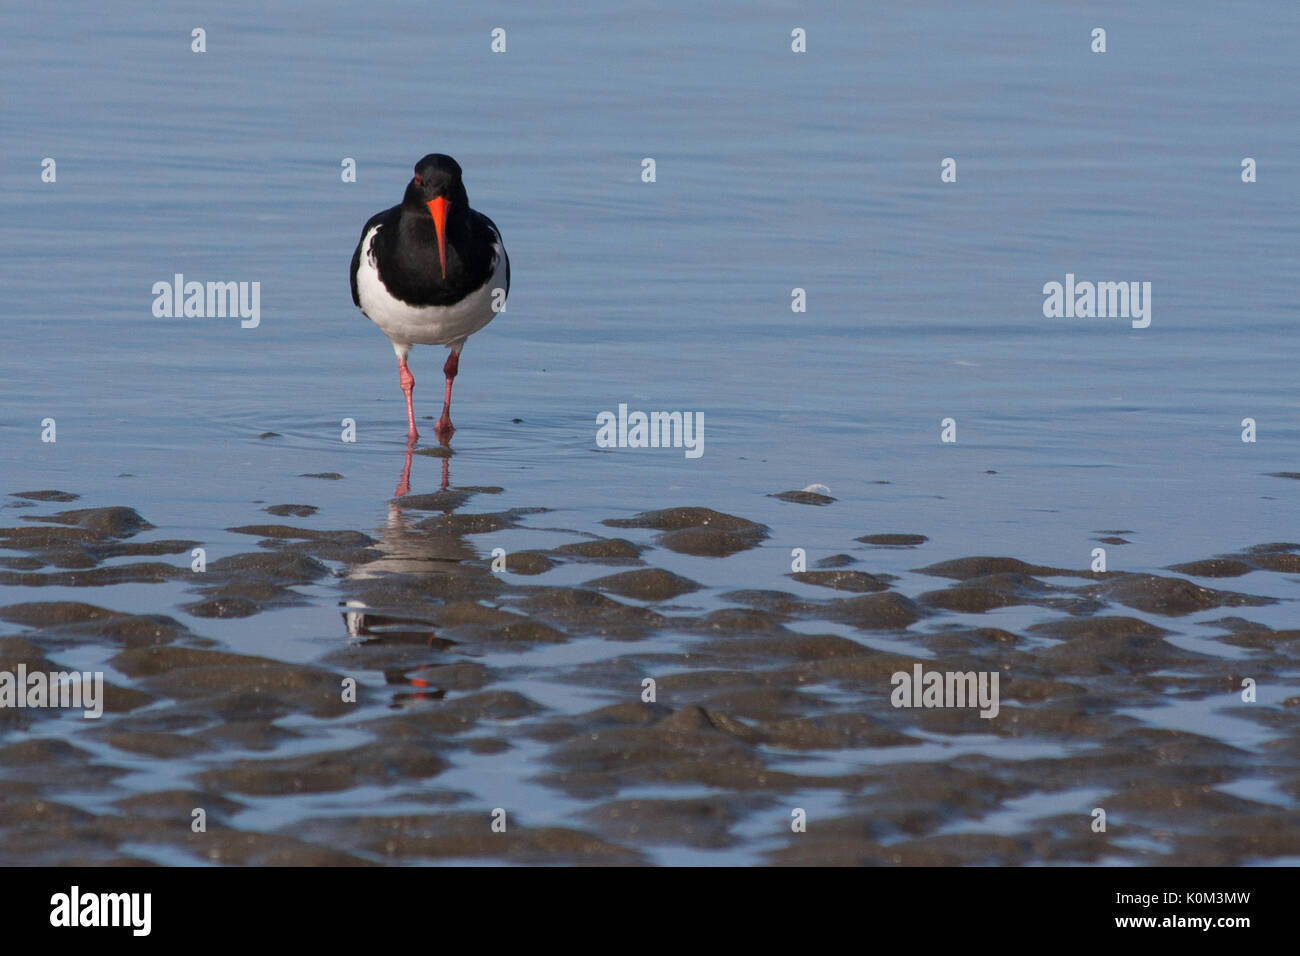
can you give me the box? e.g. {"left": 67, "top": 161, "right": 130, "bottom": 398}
{"left": 355, "top": 224, "right": 507, "bottom": 350}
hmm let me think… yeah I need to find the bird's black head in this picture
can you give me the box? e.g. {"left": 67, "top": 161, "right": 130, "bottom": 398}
{"left": 407, "top": 154, "right": 467, "bottom": 205}
{"left": 403, "top": 154, "right": 468, "bottom": 280}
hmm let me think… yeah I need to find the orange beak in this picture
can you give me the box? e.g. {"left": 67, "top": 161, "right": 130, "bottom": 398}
{"left": 426, "top": 197, "right": 449, "bottom": 279}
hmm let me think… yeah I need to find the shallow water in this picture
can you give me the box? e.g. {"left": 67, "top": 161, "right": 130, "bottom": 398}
{"left": 1, "top": 1, "right": 1297, "bottom": 865}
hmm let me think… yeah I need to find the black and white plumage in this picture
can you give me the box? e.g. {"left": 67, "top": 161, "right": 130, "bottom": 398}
{"left": 350, "top": 153, "right": 509, "bottom": 443}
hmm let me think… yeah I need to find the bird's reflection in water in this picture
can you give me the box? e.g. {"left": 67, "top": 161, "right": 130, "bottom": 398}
{"left": 386, "top": 666, "right": 448, "bottom": 707}
{"left": 341, "top": 603, "right": 456, "bottom": 650}
{"left": 395, "top": 434, "right": 451, "bottom": 498}
{"left": 340, "top": 436, "right": 483, "bottom": 704}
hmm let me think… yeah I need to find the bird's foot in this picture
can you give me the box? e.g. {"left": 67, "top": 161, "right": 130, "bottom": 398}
{"left": 433, "top": 416, "right": 455, "bottom": 442}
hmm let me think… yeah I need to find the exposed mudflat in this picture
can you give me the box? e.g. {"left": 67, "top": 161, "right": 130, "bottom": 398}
{"left": 1, "top": 488, "right": 1297, "bottom": 865}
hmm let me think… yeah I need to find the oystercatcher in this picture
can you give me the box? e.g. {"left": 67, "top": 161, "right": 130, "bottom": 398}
{"left": 350, "top": 154, "right": 509, "bottom": 441}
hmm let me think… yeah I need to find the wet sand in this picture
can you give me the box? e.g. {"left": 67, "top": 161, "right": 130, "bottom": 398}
{"left": 1, "top": 486, "right": 1297, "bottom": 866}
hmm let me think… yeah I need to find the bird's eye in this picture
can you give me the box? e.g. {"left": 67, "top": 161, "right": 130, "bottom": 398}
{"left": 413, "top": 174, "right": 422, "bottom": 185}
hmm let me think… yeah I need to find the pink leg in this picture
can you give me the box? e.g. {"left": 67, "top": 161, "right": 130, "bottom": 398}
{"left": 434, "top": 349, "right": 459, "bottom": 440}
{"left": 398, "top": 356, "right": 419, "bottom": 441}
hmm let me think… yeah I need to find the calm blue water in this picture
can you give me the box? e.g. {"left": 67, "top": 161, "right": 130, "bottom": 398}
{"left": 3, "top": 1, "right": 1296, "bottom": 569}
{"left": 1, "top": 1, "right": 1297, "bottom": 863}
